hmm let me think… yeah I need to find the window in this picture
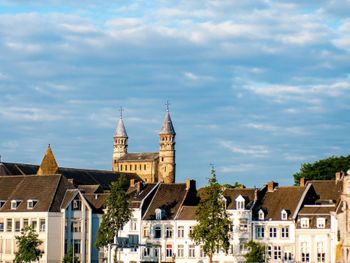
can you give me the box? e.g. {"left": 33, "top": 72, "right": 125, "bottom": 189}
{"left": 255, "top": 226, "right": 264, "bottom": 239}
{"left": 0, "top": 218, "right": 3, "bottom": 232}
{"left": 258, "top": 209, "right": 264, "bottom": 220}
{"left": 155, "top": 208, "right": 165, "bottom": 220}
{"left": 23, "top": 219, "right": 29, "bottom": 228}
{"left": 130, "top": 219, "right": 137, "bottom": 231}
{"left": 269, "top": 227, "right": 277, "bottom": 238}
{"left": 281, "top": 226, "right": 289, "bottom": 238}
{"left": 0, "top": 200, "right": 5, "bottom": 208}
{"left": 281, "top": 209, "right": 288, "bottom": 220}
{"left": 301, "top": 218, "right": 309, "bottom": 228}
{"left": 317, "top": 218, "right": 326, "bottom": 229}
{"left": 189, "top": 244, "right": 195, "bottom": 258}
{"left": 39, "top": 219, "right": 46, "bottom": 232}
{"left": 166, "top": 244, "right": 172, "bottom": 257}
{"left": 71, "top": 218, "right": 81, "bottom": 232}
{"left": 301, "top": 242, "right": 310, "bottom": 262}
{"left": 11, "top": 200, "right": 21, "bottom": 210}
{"left": 239, "top": 218, "right": 248, "bottom": 232}
{"left": 284, "top": 251, "right": 292, "bottom": 261}
{"left": 72, "top": 199, "right": 81, "bottom": 210}
{"left": 73, "top": 239, "right": 81, "bottom": 254}
{"left": 15, "top": 219, "right": 20, "bottom": 232}
{"left": 200, "top": 246, "right": 206, "bottom": 258}
{"left": 31, "top": 219, "right": 37, "bottom": 231}
{"left": 274, "top": 246, "right": 281, "bottom": 260}
{"left": 27, "top": 199, "right": 37, "bottom": 209}
{"left": 143, "top": 247, "right": 150, "bottom": 257}
{"left": 177, "top": 226, "right": 184, "bottom": 238}
{"left": 189, "top": 226, "right": 193, "bottom": 237}
{"left": 143, "top": 226, "right": 149, "bottom": 237}
{"left": 235, "top": 195, "right": 245, "bottom": 210}
{"left": 317, "top": 242, "right": 325, "bottom": 262}
{"left": 177, "top": 244, "right": 184, "bottom": 258}
{"left": 154, "top": 226, "right": 161, "bottom": 238}
{"left": 267, "top": 246, "right": 272, "bottom": 258}
{"left": 165, "top": 226, "right": 173, "bottom": 238}
{"left": 6, "top": 219, "right": 12, "bottom": 232}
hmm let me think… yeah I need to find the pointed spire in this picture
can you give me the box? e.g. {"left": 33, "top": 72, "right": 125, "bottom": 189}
{"left": 115, "top": 118, "right": 128, "bottom": 138}
{"left": 160, "top": 103, "right": 176, "bottom": 135}
{"left": 37, "top": 144, "right": 59, "bottom": 176}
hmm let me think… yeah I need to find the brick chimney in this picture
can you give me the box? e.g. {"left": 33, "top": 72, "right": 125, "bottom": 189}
{"left": 267, "top": 181, "right": 278, "bottom": 192}
{"left": 254, "top": 188, "right": 258, "bottom": 201}
{"left": 130, "top": 179, "right": 135, "bottom": 188}
{"left": 300, "top": 177, "right": 305, "bottom": 187}
{"left": 186, "top": 179, "right": 196, "bottom": 190}
{"left": 136, "top": 181, "right": 142, "bottom": 193}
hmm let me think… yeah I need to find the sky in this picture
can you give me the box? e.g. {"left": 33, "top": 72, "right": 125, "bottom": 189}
{"left": 1, "top": 0, "right": 350, "bottom": 187}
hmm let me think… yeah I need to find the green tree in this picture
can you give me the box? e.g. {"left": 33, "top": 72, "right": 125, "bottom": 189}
{"left": 62, "top": 246, "right": 80, "bottom": 263}
{"left": 15, "top": 226, "right": 43, "bottom": 263}
{"left": 190, "top": 168, "right": 231, "bottom": 263}
{"left": 95, "top": 175, "right": 132, "bottom": 250}
{"left": 223, "top": 182, "right": 245, "bottom": 189}
{"left": 293, "top": 155, "right": 350, "bottom": 185}
{"left": 244, "top": 241, "right": 265, "bottom": 263}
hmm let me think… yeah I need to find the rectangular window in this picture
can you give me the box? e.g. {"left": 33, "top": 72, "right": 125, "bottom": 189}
{"left": 143, "top": 226, "right": 149, "bottom": 237}
{"left": 301, "top": 218, "right": 309, "bottom": 228}
{"left": 15, "top": 219, "right": 20, "bottom": 232}
{"left": 284, "top": 251, "right": 292, "bottom": 261}
{"left": 177, "top": 226, "right": 184, "bottom": 238}
{"left": 189, "top": 226, "right": 193, "bottom": 237}
{"left": 177, "top": 244, "right": 184, "bottom": 257}
{"left": 317, "top": 218, "right": 326, "bottom": 229}
{"left": 6, "top": 219, "right": 12, "bottom": 232}
{"left": 0, "top": 218, "right": 3, "bottom": 232}
{"left": 143, "top": 247, "right": 150, "bottom": 257}
{"left": 239, "top": 218, "right": 248, "bottom": 232}
{"left": 301, "top": 242, "right": 310, "bottom": 262}
{"left": 255, "top": 226, "right": 264, "bottom": 239}
{"left": 31, "top": 219, "right": 37, "bottom": 231}
{"left": 165, "top": 226, "right": 173, "bottom": 238}
{"left": 154, "top": 226, "right": 161, "bottom": 238}
{"left": 281, "top": 226, "right": 289, "bottom": 238}
{"left": 274, "top": 246, "right": 281, "bottom": 260}
{"left": 269, "top": 227, "right": 277, "bottom": 238}
{"left": 23, "top": 218, "right": 29, "bottom": 228}
{"left": 166, "top": 244, "right": 172, "bottom": 257}
{"left": 71, "top": 219, "right": 81, "bottom": 232}
{"left": 200, "top": 246, "right": 206, "bottom": 258}
{"left": 72, "top": 199, "right": 81, "bottom": 210}
{"left": 267, "top": 246, "right": 272, "bottom": 258}
{"left": 317, "top": 242, "right": 326, "bottom": 262}
{"left": 130, "top": 219, "right": 137, "bottom": 231}
{"left": 73, "top": 239, "right": 81, "bottom": 254}
{"left": 189, "top": 244, "right": 195, "bottom": 258}
{"left": 39, "top": 219, "right": 46, "bottom": 232}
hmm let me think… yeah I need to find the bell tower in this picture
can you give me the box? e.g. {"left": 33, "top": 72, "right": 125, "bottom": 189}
{"left": 112, "top": 107, "right": 128, "bottom": 171}
{"left": 158, "top": 102, "right": 176, "bottom": 183}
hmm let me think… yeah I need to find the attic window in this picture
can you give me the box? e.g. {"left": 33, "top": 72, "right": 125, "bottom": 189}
{"left": 11, "top": 200, "right": 21, "bottom": 210}
{"left": 155, "top": 208, "right": 165, "bottom": 220}
{"left": 300, "top": 218, "right": 309, "bottom": 228}
{"left": 0, "top": 200, "right": 5, "bottom": 208}
{"left": 281, "top": 209, "right": 288, "bottom": 220}
{"left": 258, "top": 209, "right": 264, "bottom": 220}
{"left": 72, "top": 199, "right": 81, "bottom": 210}
{"left": 27, "top": 199, "right": 38, "bottom": 209}
{"left": 317, "top": 218, "right": 326, "bottom": 229}
{"left": 235, "top": 195, "right": 245, "bottom": 210}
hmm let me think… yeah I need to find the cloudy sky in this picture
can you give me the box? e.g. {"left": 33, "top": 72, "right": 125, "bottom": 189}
{"left": 1, "top": 0, "right": 350, "bottom": 187}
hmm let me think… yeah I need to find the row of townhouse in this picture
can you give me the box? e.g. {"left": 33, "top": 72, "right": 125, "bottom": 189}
{"left": 117, "top": 174, "right": 347, "bottom": 263}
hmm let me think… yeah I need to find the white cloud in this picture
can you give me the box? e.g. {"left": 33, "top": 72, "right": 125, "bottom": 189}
{"left": 219, "top": 140, "right": 270, "bottom": 157}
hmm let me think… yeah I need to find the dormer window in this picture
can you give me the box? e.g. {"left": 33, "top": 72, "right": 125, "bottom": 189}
{"left": 281, "top": 209, "right": 288, "bottom": 220}
{"left": 235, "top": 195, "right": 245, "bottom": 210}
{"left": 155, "top": 208, "right": 165, "bottom": 220}
{"left": 11, "top": 200, "right": 21, "bottom": 210}
{"left": 27, "top": 199, "right": 38, "bottom": 209}
{"left": 317, "top": 218, "right": 326, "bottom": 229}
{"left": 258, "top": 209, "right": 265, "bottom": 220}
{"left": 300, "top": 217, "right": 309, "bottom": 228}
{"left": 72, "top": 199, "right": 81, "bottom": 210}
{"left": 0, "top": 200, "right": 5, "bottom": 208}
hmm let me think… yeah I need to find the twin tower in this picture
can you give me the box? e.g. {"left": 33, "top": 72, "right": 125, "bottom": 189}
{"left": 112, "top": 109, "right": 176, "bottom": 184}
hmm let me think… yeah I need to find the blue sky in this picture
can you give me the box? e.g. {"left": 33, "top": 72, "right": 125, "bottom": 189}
{"left": 1, "top": 0, "right": 350, "bottom": 187}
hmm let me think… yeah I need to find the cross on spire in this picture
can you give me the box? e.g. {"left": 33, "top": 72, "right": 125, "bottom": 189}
{"left": 119, "top": 106, "right": 124, "bottom": 119}
{"left": 165, "top": 100, "right": 170, "bottom": 112}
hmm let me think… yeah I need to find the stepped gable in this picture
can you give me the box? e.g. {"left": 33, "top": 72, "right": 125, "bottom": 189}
{"left": 143, "top": 183, "right": 188, "bottom": 220}
{"left": 118, "top": 152, "right": 159, "bottom": 161}
{"left": 0, "top": 175, "right": 75, "bottom": 212}
{"left": 224, "top": 188, "right": 256, "bottom": 210}
{"left": 256, "top": 186, "right": 306, "bottom": 220}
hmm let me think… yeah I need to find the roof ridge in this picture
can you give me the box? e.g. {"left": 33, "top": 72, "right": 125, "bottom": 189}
{"left": 142, "top": 183, "right": 161, "bottom": 220}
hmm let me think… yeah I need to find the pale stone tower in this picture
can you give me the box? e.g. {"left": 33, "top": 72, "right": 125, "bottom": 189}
{"left": 112, "top": 111, "right": 128, "bottom": 170}
{"left": 158, "top": 106, "right": 176, "bottom": 183}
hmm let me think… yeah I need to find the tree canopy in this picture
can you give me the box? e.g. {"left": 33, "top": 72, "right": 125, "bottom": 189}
{"left": 223, "top": 182, "right": 245, "bottom": 189}
{"left": 62, "top": 246, "right": 80, "bottom": 263}
{"left": 190, "top": 169, "right": 231, "bottom": 263}
{"left": 293, "top": 155, "right": 350, "bottom": 185}
{"left": 244, "top": 241, "right": 265, "bottom": 263}
{"left": 95, "top": 175, "right": 132, "bottom": 248}
{"left": 15, "top": 226, "right": 43, "bottom": 263}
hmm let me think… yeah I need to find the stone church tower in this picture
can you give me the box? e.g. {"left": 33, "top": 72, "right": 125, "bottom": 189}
{"left": 113, "top": 116, "right": 128, "bottom": 161}
{"left": 158, "top": 110, "right": 176, "bottom": 183}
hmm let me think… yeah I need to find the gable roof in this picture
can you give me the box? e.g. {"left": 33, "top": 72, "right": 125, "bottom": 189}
{"left": 176, "top": 205, "right": 197, "bottom": 220}
{"left": 307, "top": 180, "right": 342, "bottom": 204}
{"left": 223, "top": 188, "right": 256, "bottom": 210}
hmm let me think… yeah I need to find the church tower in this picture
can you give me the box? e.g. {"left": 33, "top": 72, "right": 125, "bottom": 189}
{"left": 112, "top": 110, "right": 128, "bottom": 171}
{"left": 158, "top": 106, "right": 176, "bottom": 183}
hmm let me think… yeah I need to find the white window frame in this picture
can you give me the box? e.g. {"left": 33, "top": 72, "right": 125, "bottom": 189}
{"left": 316, "top": 218, "right": 326, "bottom": 229}
{"left": 281, "top": 209, "right": 288, "bottom": 220}
{"left": 235, "top": 195, "right": 245, "bottom": 210}
{"left": 281, "top": 226, "right": 289, "bottom": 238}
{"left": 258, "top": 209, "right": 264, "bottom": 220}
{"left": 301, "top": 218, "right": 309, "bottom": 229}
{"left": 27, "top": 199, "right": 37, "bottom": 209}
{"left": 11, "top": 200, "right": 21, "bottom": 210}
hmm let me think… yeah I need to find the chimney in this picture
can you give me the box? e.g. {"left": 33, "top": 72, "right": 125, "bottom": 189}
{"left": 186, "top": 179, "right": 196, "bottom": 190}
{"left": 267, "top": 181, "right": 278, "bottom": 192}
{"left": 136, "top": 181, "right": 142, "bottom": 193}
{"left": 335, "top": 172, "right": 341, "bottom": 183}
{"left": 254, "top": 188, "right": 258, "bottom": 201}
{"left": 300, "top": 177, "right": 305, "bottom": 187}
{"left": 130, "top": 179, "right": 135, "bottom": 188}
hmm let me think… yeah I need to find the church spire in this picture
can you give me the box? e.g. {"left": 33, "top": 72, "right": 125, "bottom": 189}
{"left": 112, "top": 107, "right": 128, "bottom": 169}
{"left": 114, "top": 107, "right": 128, "bottom": 138}
{"left": 159, "top": 101, "right": 176, "bottom": 135}
{"left": 37, "top": 144, "right": 59, "bottom": 176}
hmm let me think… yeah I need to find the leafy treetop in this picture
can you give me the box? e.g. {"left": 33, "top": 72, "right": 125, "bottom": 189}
{"left": 15, "top": 226, "right": 43, "bottom": 263}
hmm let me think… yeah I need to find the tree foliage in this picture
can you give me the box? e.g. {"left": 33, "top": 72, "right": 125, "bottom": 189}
{"left": 95, "top": 175, "right": 132, "bottom": 248}
{"left": 293, "top": 155, "right": 350, "bottom": 185}
{"left": 62, "top": 246, "right": 80, "bottom": 263}
{"left": 223, "top": 182, "right": 245, "bottom": 189}
{"left": 244, "top": 241, "right": 265, "bottom": 263}
{"left": 190, "top": 169, "right": 231, "bottom": 263}
{"left": 15, "top": 226, "right": 43, "bottom": 263}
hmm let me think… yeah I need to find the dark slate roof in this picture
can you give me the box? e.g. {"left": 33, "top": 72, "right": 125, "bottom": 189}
{"left": 299, "top": 205, "right": 335, "bottom": 215}
{"left": 159, "top": 111, "right": 175, "bottom": 135}
{"left": 0, "top": 162, "right": 141, "bottom": 190}
{"left": 128, "top": 183, "right": 158, "bottom": 209}
{"left": 143, "top": 183, "right": 188, "bottom": 220}
{"left": 307, "top": 180, "right": 342, "bottom": 204}
{"left": 224, "top": 188, "right": 256, "bottom": 210}
{"left": 177, "top": 206, "right": 196, "bottom": 220}
{"left": 0, "top": 175, "right": 75, "bottom": 212}
{"left": 61, "top": 189, "right": 79, "bottom": 210}
{"left": 117, "top": 153, "right": 159, "bottom": 161}
{"left": 83, "top": 193, "right": 109, "bottom": 213}
{"left": 255, "top": 186, "right": 306, "bottom": 220}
